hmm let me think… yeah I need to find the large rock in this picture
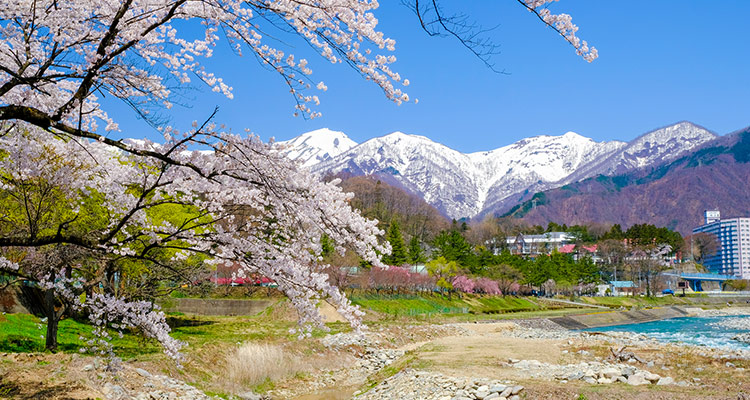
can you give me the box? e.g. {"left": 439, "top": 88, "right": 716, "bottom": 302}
{"left": 627, "top": 373, "right": 650, "bottom": 386}
{"left": 600, "top": 367, "right": 621, "bottom": 379}
{"left": 656, "top": 377, "right": 674, "bottom": 386}
{"left": 643, "top": 372, "right": 661, "bottom": 382}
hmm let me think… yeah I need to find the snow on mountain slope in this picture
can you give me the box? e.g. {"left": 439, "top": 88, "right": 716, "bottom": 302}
{"left": 313, "top": 131, "right": 486, "bottom": 218}
{"left": 311, "top": 131, "right": 623, "bottom": 218}
{"left": 476, "top": 132, "right": 626, "bottom": 215}
{"left": 566, "top": 121, "right": 717, "bottom": 182}
{"left": 282, "top": 122, "right": 716, "bottom": 219}
{"left": 276, "top": 128, "right": 357, "bottom": 167}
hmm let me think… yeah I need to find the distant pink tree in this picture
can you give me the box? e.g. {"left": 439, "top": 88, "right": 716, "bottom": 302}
{"left": 370, "top": 266, "right": 412, "bottom": 294}
{"left": 410, "top": 272, "right": 437, "bottom": 294}
{"left": 452, "top": 275, "right": 475, "bottom": 294}
{"left": 474, "top": 278, "right": 501, "bottom": 295}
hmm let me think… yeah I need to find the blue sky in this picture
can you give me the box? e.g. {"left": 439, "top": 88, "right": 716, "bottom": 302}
{"left": 107, "top": 1, "right": 750, "bottom": 153}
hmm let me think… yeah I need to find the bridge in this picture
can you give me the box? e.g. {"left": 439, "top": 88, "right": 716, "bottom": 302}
{"left": 663, "top": 272, "right": 741, "bottom": 292}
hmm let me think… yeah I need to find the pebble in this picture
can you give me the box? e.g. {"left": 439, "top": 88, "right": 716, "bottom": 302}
{"left": 356, "top": 369, "right": 524, "bottom": 400}
{"left": 510, "top": 358, "right": 675, "bottom": 386}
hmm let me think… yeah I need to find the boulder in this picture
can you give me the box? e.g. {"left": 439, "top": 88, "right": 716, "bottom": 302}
{"left": 627, "top": 373, "right": 650, "bottom": 386}
{"left": 489, "top": 384, "right": 506, "bottom": 393}
{"left": 600, "top": 367, "right": 621, "bottom": 379}
{"left": 643, "top": 372, "right": 661, "bottom": 382}
{"left": 656, "top": 377, "right": 674, "bottom": 386}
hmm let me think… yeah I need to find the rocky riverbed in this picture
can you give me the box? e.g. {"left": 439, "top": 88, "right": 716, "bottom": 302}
{"left": 3, "top": 309, "right": 750, "bottom": 400}
{"left": 355, "top": 369, "right": 525, "bottom": 400}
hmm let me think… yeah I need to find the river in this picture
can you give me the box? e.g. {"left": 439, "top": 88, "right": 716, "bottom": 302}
{"left": 584, "top": 315, "right": 750, "bottom": 351}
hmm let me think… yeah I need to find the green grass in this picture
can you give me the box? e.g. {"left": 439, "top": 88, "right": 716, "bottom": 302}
{"left": 350, "top": 294, "right": 547, "bottom": 317}
{"left": 351, "top": 294, "right": 468, "bottom": 316}
{"left": 579, "top": 295, "right": 693, "bottom": 308}
{"left": 0, "top": 313, "right": 160, "bottom": 358}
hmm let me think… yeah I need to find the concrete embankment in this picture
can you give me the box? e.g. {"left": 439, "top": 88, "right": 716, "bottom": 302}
{"left": 160, "top": 298, "right": 274, "bottom": 316}
{"left": 549, "top": 306, "right": 691, "bottom": 329}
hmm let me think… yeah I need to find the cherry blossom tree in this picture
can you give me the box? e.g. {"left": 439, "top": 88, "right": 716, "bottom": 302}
{"left": 0, "top": 0, "right": 596, "bottom": 363}
{"left": 451, "top": 275, "right": 475, "bottom": 294}
{"left": 473, "top": 277, "right": 501, "bottom": 295}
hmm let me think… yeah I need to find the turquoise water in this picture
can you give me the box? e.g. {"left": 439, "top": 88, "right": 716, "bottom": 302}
{"left": 584, "top": 316, "right": 750, "bottom": 351}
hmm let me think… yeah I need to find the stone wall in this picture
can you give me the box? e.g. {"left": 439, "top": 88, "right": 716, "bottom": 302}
{"left": 0, "top": 286, "right": 29, "bottom": 314}
{"left": 160, "top": 298, "right": 274, "bottom": 316}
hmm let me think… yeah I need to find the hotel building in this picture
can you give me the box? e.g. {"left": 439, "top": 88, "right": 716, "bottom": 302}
{"left": 692, "top": 210, "right": 750, "bottom": 279}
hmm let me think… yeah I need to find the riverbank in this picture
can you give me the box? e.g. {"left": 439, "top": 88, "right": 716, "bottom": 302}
{"left": 1, "top": 302, "right": 749, "bottom": 399}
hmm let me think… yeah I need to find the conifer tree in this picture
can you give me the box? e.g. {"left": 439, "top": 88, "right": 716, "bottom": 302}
{"left": 383, "top": 220, "right": 408, "bottom": 265}
{"left": 408, "top": 236, "right": 426, "bottom": 265}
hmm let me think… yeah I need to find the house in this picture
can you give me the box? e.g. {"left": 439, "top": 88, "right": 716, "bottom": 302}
{"left": 558, "top": 244, "right": 599, "bottom": 261}
{"left": 610, "top": 280, "right": 637, "bottom": 296}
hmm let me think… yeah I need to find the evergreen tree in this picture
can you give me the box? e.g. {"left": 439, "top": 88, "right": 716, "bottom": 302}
{"left": 408, "top": 236, "right": 426, "bottom": 265}
{"left": 433, "top": 228, "right": 475, "bottom": 268}
{"left": 602, "top": 224, "right": 624, "bottom": 240}
{"left": 383, "top": 219, "right": 408, "bottom": 265}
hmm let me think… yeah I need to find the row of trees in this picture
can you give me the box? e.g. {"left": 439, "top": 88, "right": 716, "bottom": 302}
{"left": 357, "top": 216, "right": 691, "bottom": 299}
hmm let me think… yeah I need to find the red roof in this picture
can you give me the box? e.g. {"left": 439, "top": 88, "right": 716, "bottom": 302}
{"left": 558, "top": 244, "right": 598, "bottom": 254}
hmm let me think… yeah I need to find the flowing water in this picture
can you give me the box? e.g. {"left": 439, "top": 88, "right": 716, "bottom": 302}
{"left": 584, "top": 315, "right": 750, "bottom": 351}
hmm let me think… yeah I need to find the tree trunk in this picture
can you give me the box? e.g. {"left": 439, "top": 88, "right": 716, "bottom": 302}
{"left": 44, "top": 287, "right": 59, "bottom": 352}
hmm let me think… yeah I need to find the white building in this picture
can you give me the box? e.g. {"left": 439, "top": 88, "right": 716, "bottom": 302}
{"left": 505, "top": 232, "right": 575, "bottom": 255}
{"left": 692, "top": 210, "right": 750, "bottom": 279}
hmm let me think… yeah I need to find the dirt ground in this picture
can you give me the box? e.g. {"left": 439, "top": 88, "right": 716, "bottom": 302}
{"left": 417, "top": 322, "right": 566, "bottom": 379}
{"left": 0, "top": 353, "right": 103, "bottom": 399}
{"left": 406, "top": 321, "right": 750, "bottom": 400}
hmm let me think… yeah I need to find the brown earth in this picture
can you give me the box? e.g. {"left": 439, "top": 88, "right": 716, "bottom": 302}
{"left": 406, "top": 321, "right": 750, "bottom": 400}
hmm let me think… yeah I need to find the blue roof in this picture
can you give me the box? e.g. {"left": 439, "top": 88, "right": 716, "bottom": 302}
{"left": 610, "top": 281, "right": 636, "bottom": 288}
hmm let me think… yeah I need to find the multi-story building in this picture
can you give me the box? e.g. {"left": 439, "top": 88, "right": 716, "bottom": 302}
{"left": 692, "top": 210, "right": 750, "bottom": 279}
{"left": 505, "top": 232, "right": 575, "bottom": 255}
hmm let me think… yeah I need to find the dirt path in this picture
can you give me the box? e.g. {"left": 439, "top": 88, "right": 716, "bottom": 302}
{"left": 412, "top": 322, "right": 567, "bottom": 379}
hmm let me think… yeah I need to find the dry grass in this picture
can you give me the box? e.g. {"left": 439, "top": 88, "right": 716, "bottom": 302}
{"left": 225, "top": 341, "right": 353, "bottom": 389}
{"left": 226, "top": 343, "right": 294, "bottom": 386}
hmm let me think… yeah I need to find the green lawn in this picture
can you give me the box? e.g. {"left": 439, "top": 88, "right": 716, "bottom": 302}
{"left": 0, "top": 313, "right": 160, "bottom": 358}
{"left": 350, "top": 294, "right": 546, "bottom": 317}
{"left": 579, "top": 295, "right": 695, "bottom": 308}
{"left": 0, "top": 302, "right": 349, "bottom": 361}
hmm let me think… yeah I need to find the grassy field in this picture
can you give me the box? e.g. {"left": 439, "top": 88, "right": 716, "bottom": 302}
{"left": 0, "top": 313, "right": 161, "bottom": 358}
{"left": 350, "top": 294, "right": 546, "bottom": 317}
{"left": 0, "top": 293, "right": 583, "bottom": 364}
{"left": 578, "top": 295, "right": 704, "bottom": 308}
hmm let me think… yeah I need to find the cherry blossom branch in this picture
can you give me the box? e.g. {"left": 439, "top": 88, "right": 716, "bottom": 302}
{"left": 517, "top": 0, "right": 598, "bottom": 62}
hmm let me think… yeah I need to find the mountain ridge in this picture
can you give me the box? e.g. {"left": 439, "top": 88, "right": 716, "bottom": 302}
{"left": 280, "top": 121, "right": 720, "bottom": 220}
{"left": 509, "top": 127, "right": 750, "bottom": 234}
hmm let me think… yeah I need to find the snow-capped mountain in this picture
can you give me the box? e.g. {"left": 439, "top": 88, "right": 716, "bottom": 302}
{"left": 276, "top": 128, "right": 356, "bottom": 167}
{"left": 475, "top": 132, "right": 626, "bottom": 216}
{"left": 282, "top": 122, "right": 718, "bottom": 219}
{"left": 315, "top": 131, "right": 487, "bottom": 218}
{"left": 564, "top": 121, "right": 718, "bottom": 183}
